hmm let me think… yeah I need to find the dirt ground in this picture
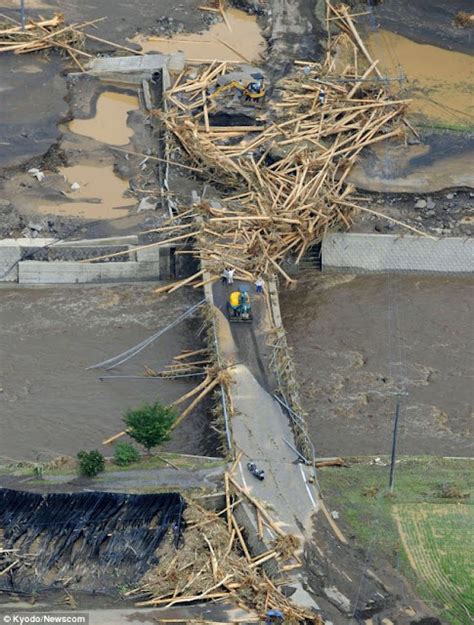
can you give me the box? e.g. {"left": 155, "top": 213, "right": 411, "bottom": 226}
{"left": 0, "top": 284, "right": 217, "bottom": 462}
{"left": 280, "top": 272, "right": 474, "bottom": 458}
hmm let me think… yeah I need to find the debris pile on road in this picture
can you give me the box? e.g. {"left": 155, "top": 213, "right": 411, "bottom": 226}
{"left": 127, "top": 460, "right": 323, "bottom": 623}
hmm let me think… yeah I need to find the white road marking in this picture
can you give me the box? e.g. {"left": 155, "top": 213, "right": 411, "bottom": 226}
{"left": 299, "top": 463, "right": 318, "bottom": 509}
{"left": 238, "top": 461, "right": 249, "bottom": 489}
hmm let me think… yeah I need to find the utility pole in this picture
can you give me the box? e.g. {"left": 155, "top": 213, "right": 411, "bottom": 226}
{"left": 389, "top": 399, "right": 400, "bottom": 492}
{"left": 20, "top": 0, "right": 26, "bottom": 31}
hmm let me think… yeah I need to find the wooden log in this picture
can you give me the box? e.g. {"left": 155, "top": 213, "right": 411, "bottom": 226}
{"left": 83, "top": 31, "right": 144, "bottom": 55}
{"left": 171, "top": 375, "right": 211, "bottom": 407}
{"left": 228, "top": 475, "right": 286, "bottom": 537}
{"left": 314, "top": 458, "right": 347, "bottom": 467}
{"left": 172, "top": 376, "right": 221, "bottom": 429}
{"left": 335, "top": 5, "right": 383, "bottom": 78}
{"left": 109, "top": 147, "right": 203, "bottom": 173}
{"left": 0, "top": 560, "right": 20, "bottom": 577}
{"left": 319, "top": 498, "right": 348, "bottom": 544}
{"left": 168, "top": 269, "right": 204, "bottom": 293}
{"left": 80, "top": 231, "right": 200, "bottom": 263}
{"left": 230, "top": 514, "right": 252, "bottom": 562}
{"left": 103, "top": 430, "right": 128, "bottom": 445}
{"left": 174, "top": 348, "right": 208, "bottom": 361}
{"left": 216, "top": 36, "right": 251, "bottom": 63}
{"left": 136, "top": 591, "right": 228, "bottom": 607}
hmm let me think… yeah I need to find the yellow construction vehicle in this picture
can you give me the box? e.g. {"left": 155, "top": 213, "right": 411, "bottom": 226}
{"left": 210, "top": 73, "right": 266, "bottom": 102}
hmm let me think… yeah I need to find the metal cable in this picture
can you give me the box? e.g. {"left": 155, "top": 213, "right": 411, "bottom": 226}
{"left": 87, "top": 298, "right": 206, "bottom": 370}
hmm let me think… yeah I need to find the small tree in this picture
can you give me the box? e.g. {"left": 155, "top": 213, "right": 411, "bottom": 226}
{"left": 114, "top": 441, "right": 140, "bottom": 466}
{"left": 77, "top": 450, "right": 105, "bottom": 477}
{"left": 123, "top": 401, "right": 176, "bottom": 454}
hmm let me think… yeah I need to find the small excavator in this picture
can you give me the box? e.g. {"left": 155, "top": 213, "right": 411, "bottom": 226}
{"left": 227, "top": 287, "right": 252, "bottom": 323}
{"left": 210, "top": 72, "right": 266, "bottom": 103}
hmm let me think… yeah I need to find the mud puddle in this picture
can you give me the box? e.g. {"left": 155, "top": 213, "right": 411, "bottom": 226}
{"left": 36, "top": 164, "right": 131, "bottom": 219}
{"left": 133, "top": 8, "right": 265, "bottom": 63}
{"left": 69, "top": 91, "right": 139, "bottom": 145}
{"left": 366, "top": 30, "right": 474, "bottom": 127}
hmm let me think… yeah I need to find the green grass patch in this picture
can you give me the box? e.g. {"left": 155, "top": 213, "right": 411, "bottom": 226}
{"left": 414, "top": 121, "right": 474, "bottom": 132}
{"left": 318, "top": 456, "right": 473, "bottom": 624}
{"left": 0, "top": 453, "right": 224, "bottom": 479}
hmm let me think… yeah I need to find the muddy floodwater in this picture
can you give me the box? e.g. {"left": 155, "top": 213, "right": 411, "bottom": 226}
{"left": 133, "top": 8, "right": 265, "bottom": 63}
{"left": 37, "top": 164, "right": 131, "bottom": 219}
{"left": 366, "top": 30, "right": 474, "bottom": 127}
{"left": 69, "top": 91, "right": 138, "bottom": 146}
{"left": 280, "top": 273, "right": 473, "bottom": 458}
{"left": 0, "top": 285, "right": 211, "bottom": 462}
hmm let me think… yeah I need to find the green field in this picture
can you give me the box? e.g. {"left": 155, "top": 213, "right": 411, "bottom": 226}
{"left": 318, "top": 457, "right": 474, "bottom": 625}
{"left": 394, "top": 503, "right": 473, "bottom": 625}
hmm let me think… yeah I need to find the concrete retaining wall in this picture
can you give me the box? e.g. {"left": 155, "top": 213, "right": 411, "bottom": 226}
{"left": 0, "top": 237, "right": 176, "bottom": 284}
{"left": 0, "top": 245, "right": 20, "bottom": 282}
{"left": 18, "top": 260, "right": 161, "bottom": 284}
{"left": 322, "top": 233, "right": 474, "bottom": 274}
{"left": 85, "top": 54, "right": 184, "bottom": 86}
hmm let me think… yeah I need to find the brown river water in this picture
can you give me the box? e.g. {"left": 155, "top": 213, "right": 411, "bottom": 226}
{"left": 0, "top": 285, "right": 211, "bottom": 463}
{"left": 280, "top": 273, "right": 473, "bottom": 458}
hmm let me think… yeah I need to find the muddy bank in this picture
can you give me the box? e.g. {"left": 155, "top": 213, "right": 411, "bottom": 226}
{"left": 364, "top": 0, "right": 474, "bottom": 56}
{"left": 0, "top": 54, "right": 67, "bottom": 168}
{"left": 0, "top": 77, "right": 160, "bottom": 239}
{"left": 0, "top": 285, "right": 215, "bottom": 462}
{"left": 280, "top": 273, "right": 473, "bottom": 458}
{"left": 350, "top": 135, "right": 474, "bottom": 194}
{"left": 133, "top": 8, "right": 265, "bottom": 62}
{"left": 0, "top": 0, "right": 214, "bottom": 169}
{"left": 352, "top": 188, "right": 474, "bottom": 238}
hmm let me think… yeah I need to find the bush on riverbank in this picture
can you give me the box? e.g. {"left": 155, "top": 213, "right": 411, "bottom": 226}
{"left": 123, "top": 401, "right": 176, "bottom": 453}
{"left": 77, "top": 449, "right": 105, "bottom": 477}
{"left": 114, "top": 441, "right": 140, "bottom": 466}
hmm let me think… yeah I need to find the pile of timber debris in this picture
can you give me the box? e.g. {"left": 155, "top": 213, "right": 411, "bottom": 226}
{"left": 127, "top": 460, "right": 323, "bottom": 624}
{"left": 145, "top": 347, "right": 211, "bottom": 379}
{"left": 0, "top": 13, "right": 141, "bottom": 70}
{"left": 81, "top": 3, "right": 429, "bottom": 286}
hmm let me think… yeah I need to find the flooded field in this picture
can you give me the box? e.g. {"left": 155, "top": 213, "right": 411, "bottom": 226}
{"left": 69, "top": 91, "right": 139, "bottom": 145}
{"left": 367, "top": 30, "right": 474, "bottom": 127}
{"left": 133, "top": 8, "right": 265, "bottom": 62}
{"left": 37, "top": 163, "right": 131, "bottom": 219}
{"left": 0, "top": 285, "right": 211, "bottom": 462}
{"left": 280, "top": 273, "right": 473, "bottom": 458}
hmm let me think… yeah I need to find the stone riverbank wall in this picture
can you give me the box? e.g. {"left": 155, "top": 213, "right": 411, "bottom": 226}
{"left": 0, "top": 237, "right": 175, "bottom": 284}
{"left": 322, "top": 233, "right": 473, "bottom": 274}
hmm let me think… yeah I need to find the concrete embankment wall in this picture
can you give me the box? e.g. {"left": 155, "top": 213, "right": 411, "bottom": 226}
{"left": 0, "top": 237, "right": 173, "bottom": 284}
{"left": 322, "top": 233, "right": 474, "bottom": 273}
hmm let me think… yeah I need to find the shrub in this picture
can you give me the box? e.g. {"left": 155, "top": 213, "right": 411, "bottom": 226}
{"left": 114, "top": 441, "right": 140, "bottom": 466}
{"left": 77, "top": 450, "right": 105, "bottom": 477}
{"left": 123, "top": 401, "right": 176, "bottom": 453}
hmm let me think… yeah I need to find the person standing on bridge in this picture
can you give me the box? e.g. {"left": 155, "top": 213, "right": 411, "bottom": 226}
{"left": 224, "top": 267, "right": 235, "bottom": 285}
{"left": 255, "top": 277, "right": 264, "bottom": 294}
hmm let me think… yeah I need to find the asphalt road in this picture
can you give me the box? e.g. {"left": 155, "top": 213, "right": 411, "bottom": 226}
{"left": 212, "top": 278, "right": 319, "bottom": 539}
